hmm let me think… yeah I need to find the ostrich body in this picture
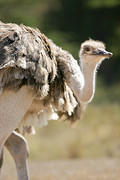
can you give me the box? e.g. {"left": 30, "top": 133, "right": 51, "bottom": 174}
{"left": 0, "top": 21, "right": 112, "bottom": 180}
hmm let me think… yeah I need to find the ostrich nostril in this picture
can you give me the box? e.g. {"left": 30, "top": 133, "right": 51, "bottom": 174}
{"left": 22, "top": 54, "right": 26, "bottom": 57}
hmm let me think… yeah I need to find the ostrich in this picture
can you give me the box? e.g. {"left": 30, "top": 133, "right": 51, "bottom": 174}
{"left": 0, "top": 21, "right": 112, "bottom": 180}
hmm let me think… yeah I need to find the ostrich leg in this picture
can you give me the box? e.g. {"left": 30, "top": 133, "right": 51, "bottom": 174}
{"left": 0, "top": 86, "right": 34, "bottom": 179}
{"left": 5, "top": 131, "right": 29, "bottom": 180}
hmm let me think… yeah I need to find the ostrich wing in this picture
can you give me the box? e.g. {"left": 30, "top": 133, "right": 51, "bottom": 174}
{"left": 0, "top": 22, "right": 57, "bottom": 99}
{"left": 0, "top": 22, "right": 85, "bottom": 125}
{"left": 0, "top": 22, "right": 84, "bottom": 104}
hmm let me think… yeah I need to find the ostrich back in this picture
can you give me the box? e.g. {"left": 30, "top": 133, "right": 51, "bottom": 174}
{"left": 0, "top": 21, "right": 86, "bottom": 132}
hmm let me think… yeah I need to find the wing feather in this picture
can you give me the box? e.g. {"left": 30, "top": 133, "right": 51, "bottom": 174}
{"left": 0, "top": 22, "right": 57, "bottom": 99}
{"left": 0, "top": 22, "right": 84, "bottom": 129}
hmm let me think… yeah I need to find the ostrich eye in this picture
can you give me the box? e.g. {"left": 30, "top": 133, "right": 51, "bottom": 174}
{"left": 84, "top": 46, "right": 91, "bottom": 52}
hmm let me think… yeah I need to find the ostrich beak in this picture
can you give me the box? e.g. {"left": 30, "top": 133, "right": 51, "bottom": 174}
{"left": 93, "top": 49, "right": 113, "bottom": 58}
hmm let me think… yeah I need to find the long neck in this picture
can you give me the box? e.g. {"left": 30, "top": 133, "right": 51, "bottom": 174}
{"left": 57, "top": 54, "right": 99, "bottom": 105}
{"left": 80, "top": 60, "right": 97, "bottom": 103}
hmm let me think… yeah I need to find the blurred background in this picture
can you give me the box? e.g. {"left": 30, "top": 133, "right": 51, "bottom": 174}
{"left": 1, "top": 0, "right": 120, "bottom": 163}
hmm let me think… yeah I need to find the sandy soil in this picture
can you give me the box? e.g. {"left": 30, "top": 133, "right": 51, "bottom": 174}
{"left": 1, "top": 159, "right": 120, "bottom": 180}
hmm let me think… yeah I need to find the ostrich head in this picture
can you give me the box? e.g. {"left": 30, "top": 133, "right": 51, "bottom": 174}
{"left": 79, "top": 39, "right": 113, "bottom": 67}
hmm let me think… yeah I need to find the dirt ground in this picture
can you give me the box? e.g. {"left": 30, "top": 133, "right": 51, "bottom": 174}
{"left": 1, "top": 159, "right": 120, "bottom": 180}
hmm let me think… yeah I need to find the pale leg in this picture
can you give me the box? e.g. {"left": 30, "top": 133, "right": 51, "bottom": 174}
{"left": 5, "top": 131, "right": 29, "bottom": 180}
{"left": 0, "top": 86, "right": 34, "bottom": 179}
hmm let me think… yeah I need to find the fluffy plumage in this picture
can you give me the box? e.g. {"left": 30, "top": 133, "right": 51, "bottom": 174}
{"left": 0, "top": 21, "right": 82, "bottom": 132}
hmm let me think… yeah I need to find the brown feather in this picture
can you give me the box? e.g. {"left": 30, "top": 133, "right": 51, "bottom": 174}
{"left": 0, "top": 21, "right": 84, "bottom": 133}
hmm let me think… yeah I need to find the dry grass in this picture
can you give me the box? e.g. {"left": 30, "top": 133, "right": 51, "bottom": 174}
{"left": 1, "top": 159, "right": 120, "bottom": 180}
{"left": 25, "top": 103, "right": 120, "bottom": 160}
